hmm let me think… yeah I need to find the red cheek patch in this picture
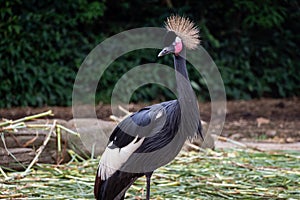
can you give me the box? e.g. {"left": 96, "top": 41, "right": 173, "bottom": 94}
{"left": 175, "top": 42, "right": 183, "bottom": 54}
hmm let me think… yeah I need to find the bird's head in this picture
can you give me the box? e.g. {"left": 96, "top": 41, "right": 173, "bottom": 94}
{"left": 158, "top": 35, "right": 183, "bottom": 57}
{"left": 158, "top": 15, "right": 200, "bottom": 57}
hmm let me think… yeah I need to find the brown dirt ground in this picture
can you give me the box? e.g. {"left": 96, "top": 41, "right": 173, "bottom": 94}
{"left": 0, "top": 98, "right": 299, "bottom": 143}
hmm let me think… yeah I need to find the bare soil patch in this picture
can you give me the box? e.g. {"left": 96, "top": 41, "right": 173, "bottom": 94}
{"left": 1, "top": 98, "right": 299, "bottom": 143}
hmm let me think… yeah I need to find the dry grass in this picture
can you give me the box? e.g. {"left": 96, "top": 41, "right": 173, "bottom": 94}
{"left": 0, "top": 111, "right": 299, "bottom": 199}
{"left": 0, "top": 149, "right": 299, "bottom": 199}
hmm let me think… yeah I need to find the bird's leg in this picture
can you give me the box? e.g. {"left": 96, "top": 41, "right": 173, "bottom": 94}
{"left": 145, "top": 172, "right": 153, "bottom": 200}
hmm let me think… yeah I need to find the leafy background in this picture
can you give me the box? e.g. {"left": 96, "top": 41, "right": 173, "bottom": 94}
{"left": 0, "top": 0, "right": 299, "bottom": 107}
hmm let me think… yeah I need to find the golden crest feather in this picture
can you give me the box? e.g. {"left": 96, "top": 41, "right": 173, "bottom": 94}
{"left": 165, "top": 15, "right": 200, "bottom": 50}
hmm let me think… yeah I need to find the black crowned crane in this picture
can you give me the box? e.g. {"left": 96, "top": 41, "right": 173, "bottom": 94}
{"left": 94, "top": 15, "right": 203, "bottom": 200}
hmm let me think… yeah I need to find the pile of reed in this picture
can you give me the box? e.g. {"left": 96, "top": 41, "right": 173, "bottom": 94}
{"left": 1, "top": 148, "right": 299, "bottom": 199}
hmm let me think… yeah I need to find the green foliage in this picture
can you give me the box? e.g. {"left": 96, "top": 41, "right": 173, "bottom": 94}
{"left": 96, "top": 49, "right": 176, "bottom": 103}
{"left": 0, "top": 0, "right": 105, "bottom": 107}
{"left": 234, "top": 0, "right": 287, "bottom": 28}
{"left": 0, "top": 0, "right": 299, "bottom": 107}
{"left": 196, "top": 0, "right": 300, "bottom": 99}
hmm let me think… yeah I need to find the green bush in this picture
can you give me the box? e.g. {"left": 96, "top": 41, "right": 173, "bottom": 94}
{"left": 196, "top": 0, "right": 300, "bottom": 99}
{"left": 0, "top": 0, "right": 299, "bottom": 107}
{"left": 0, "top": 0, "right": 105, "bottom": 107}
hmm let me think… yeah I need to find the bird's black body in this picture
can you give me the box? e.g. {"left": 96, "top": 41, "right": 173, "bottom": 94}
{"left": 95, "top": 100, "right": 188, "bottom": 200}
{"left": 94, "top": 16, "right": 203, "bottom": 200}
{"left": 94, "top": 57, "right": 202, "bottom": 200}
{"left": 95, "top": 169, "right": 141, "bottom": 200}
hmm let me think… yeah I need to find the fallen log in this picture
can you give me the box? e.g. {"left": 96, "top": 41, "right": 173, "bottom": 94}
{"left": 0, "top": 114, "right": 117, "bottom": 171}
{"left": 0, "top": 119, "right": 71, "bottom": 170}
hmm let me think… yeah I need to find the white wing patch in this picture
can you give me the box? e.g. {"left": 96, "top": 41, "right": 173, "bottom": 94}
{"left": 97, "top": 136, "right": 145, "bottom": 180}
{"left": 155, "top": 110, "right": 164, "bottom": 120}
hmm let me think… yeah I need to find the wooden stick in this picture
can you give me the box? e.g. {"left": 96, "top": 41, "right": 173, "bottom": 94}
{"left": 109, "top": 115, "right": 122, "bottom": 122}
{"left": 118, "top": 105, "right": 131, "bottom": 115}
{"left": 2, "top": 122, "right": 26, "bottom": 130}
{"left": 21, "top": 120, "right": 56, "bottom": 176}
{"left": 185, "top": 142, "right": 207, "bottom": 153}
{"left": 56, "top": 124, "right": 80, "bottom": 137}
{"left": 212, "top": 134, "right": 247, "bottom": 148}
{"left": 0, "top": 166, "right": 8, "bottom": 179}
{"left": 212, "top": 134, "right": 264, "bottom": 151}
{"left": 57, "top": 126, "right": 61, "bottom": 153}
{"left": 0, "top": 110, "right": 53, "bottom": 127}
{"left": 110, "top": 106, "right": 132, "bottom": 123}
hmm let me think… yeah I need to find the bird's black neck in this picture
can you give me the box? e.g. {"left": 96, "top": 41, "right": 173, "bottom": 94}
{"left": 173, "top": 53, "right": 200, "bottom": 138}
{"left": 174, "top": 55, "right": 189, "bottom": 80}
{"left": 173, "top": 54, "right": 193, "bottom": 100}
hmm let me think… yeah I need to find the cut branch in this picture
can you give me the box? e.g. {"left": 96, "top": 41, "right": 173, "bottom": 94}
{"left": 21, "top": 120, "right": 56, "bottom": 177}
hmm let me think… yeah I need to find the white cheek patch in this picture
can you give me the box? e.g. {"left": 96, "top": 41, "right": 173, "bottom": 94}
{"left": 175, "top": 36, "right": 181, "bottom": 43}
{"left": 97, "top": 136, "right": 145, "bottom": 180}
{"left": 174, "top": 36, "right": 183, "bottom": 54}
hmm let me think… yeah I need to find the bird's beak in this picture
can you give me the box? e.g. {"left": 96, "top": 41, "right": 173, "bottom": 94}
{"left": 158, "top": 45, "right": 175, "bottom": 57}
